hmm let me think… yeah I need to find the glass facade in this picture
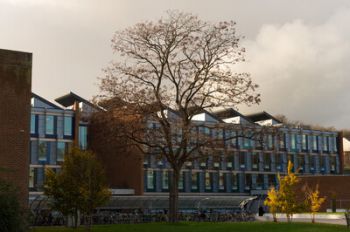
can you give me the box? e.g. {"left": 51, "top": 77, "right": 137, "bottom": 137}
{"left": 38, "top": 141, "right": 47, "bottom": 162}
{"left": 64, "top": 116, "right": 73, "bottom": 136}
{"left": 79, "top": 125, "right": 88, "bottom": 150}
{"left": 162, "top": 170, "right": 169, "bottom": 190}
{"left": 57, "top": 142, "right": 66, "bottom": 162}
{"left": 45, "top": 115, "right": 54, "bottom": 135}
{"left": 30, "top": 114, "right": 36, "bottom": 134}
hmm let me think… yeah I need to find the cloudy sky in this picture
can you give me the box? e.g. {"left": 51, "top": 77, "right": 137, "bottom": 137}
{"left": 1, "top": 0, "right": 350, "bottom": 128}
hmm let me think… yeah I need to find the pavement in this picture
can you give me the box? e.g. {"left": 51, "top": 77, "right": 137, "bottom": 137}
{"left": 256, "top": 213, "right": 348, "bottom": 225}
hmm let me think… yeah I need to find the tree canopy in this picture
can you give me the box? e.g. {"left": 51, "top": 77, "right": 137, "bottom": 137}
{"left": 98, "top": 10, "right": 260, "bottom": 222}
{"left": 44, "top": 148, "right": 111, "bottom": 228}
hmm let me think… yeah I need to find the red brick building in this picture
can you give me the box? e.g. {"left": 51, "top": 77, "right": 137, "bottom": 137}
{"left": 0, "top": 49, "right": 32, "bottom": 205}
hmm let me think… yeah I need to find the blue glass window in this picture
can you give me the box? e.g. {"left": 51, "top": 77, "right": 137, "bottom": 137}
{"left": 79, "top": 126, "right": 88, "bottom": 150}
{"left": 290, "top": 134, "right": 297, "bottom": 150}
{"left": 302, "top": 134, "right": 308, "bottom": 150}
{"left": 30, "top": 114, "right": 36, "bottom": 134}
{"left": 162, "top": 170, "right": 169, "bottom": 190}
{"left": 57, "top": 142, "right": 65, "bottom": 162}
{"left": 147, "top": 170, "right": 155, "bottom": 190}
{"left": 38, "top": 141, "right": 47, "bottom": 162}
{"left": 64, "top": 116, "right": 73, "bottom": 136}
{"left": 46, "top": 115, "right": 54, "bottom": 135}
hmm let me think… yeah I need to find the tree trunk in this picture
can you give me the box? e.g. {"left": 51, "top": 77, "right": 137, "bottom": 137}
{"left": 169, "top": 168, "right": 180, "bottom": 223}
{"left": 74, "top": 209, "right": 79, "bottom": 228}
{"left": 312, "top": 213, "right": 315, "bottom": 223}
{"left": 272, "top": 213, "right": 277, "bottom": 223}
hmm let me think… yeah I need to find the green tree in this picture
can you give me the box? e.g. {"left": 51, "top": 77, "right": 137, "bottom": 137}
{"left": 0, "top": 178, "right": 28, "bottom": 232}
{"left": 264, "top": 186, "right": 279, "bottom": 222}
{"left": 44, "top": 147, "right": 111, "bottom": 230}
{"left": 278, "top": 161, "right": 299, "bottom": 222}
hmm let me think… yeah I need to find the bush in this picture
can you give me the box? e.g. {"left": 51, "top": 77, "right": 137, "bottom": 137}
{"left": 0, "top": 179, "right": 28, "bottom": 232}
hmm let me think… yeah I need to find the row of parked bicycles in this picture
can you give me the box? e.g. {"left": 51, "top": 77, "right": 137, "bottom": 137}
{"left": 31, "top": 210, "right": 256, "bottom": 226}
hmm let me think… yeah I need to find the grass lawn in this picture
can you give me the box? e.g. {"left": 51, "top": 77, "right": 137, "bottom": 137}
{"left": 30, "top": 222, "right": 349, "bottom": 232}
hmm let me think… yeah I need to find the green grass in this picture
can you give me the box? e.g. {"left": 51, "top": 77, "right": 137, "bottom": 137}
{"left": 30, "top": 222, "right": 349, "bottom": 232}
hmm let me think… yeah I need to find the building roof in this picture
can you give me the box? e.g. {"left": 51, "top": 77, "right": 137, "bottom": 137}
{"left": 245, "top": 111, "right": 282, "bottom": 123}
{"left": 55, "top": 92, "right": 102, "bottom": 112}
{"left": 32, "top": 93, "right": 63, "bottom": 110}
{"left": 212, "top": 108, "right": 253, "bottom": 123}
{"left": 55, "top": 91, "right": 89, "bottom": 107}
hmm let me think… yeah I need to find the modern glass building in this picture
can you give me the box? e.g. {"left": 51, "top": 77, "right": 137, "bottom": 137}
{"left": 29, "top": 93, "right": 94, "bottom": 194}
{"left": 142, "top": 109, "right": 341, "bottom": 195}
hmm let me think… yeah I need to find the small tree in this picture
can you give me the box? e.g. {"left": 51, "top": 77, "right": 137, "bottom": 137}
{"left": 306, "top": 184, "right": 326, "bottom": 223}
{"left": 278, "top": 161, "right": 299, "bottom": 222}
{"left": 44, "top": 148, "right": 111, "bottom": 230}
{"left": 264, "top": 186, "right": 279, "bottom": 222}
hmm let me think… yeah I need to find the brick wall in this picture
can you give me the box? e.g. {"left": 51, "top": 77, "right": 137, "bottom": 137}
{"left": 0, "top": 49, "right": 32, "bottom": 205}
{"left": 89, "top": 110, "right": 144, "bottom": 195}
{"left": 298, "top": 175, "right": 350, "bottom": 211}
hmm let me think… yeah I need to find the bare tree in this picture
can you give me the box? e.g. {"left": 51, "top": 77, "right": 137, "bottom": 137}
{"left": 98, "top": 10, "right": 261, "bottom": 222}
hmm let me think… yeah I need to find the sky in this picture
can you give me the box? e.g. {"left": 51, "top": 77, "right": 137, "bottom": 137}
{"left": 1, "top": 0, "right": 350, "bottom": 128}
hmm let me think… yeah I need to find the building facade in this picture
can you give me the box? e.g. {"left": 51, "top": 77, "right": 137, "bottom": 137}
{"left": 28, "top": 93, "right": 343, "bottom": 204}
{"left": 29, "top": 92, "right": 92, "bottom": 195}
{"left": 142, "top": 109, "right": 341, "bottom": 195}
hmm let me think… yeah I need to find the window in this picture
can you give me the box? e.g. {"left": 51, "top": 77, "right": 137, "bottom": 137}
{"left": 275, "top": 153, "right": 282, "bottom": 171}
{"left": 312, "top": 136, "right": 318, "bottom": 151}
{"left": 64, "top": 116, "right": 73, "bottom": 136}
{"left": 143, "top": 154, "right": 150, "bottom": 166}
{"left": 330, "top": 156, "right": 336, "bottom": 174}
{"left": 227, "top": 130, "right": 237, "bottom": 148}
{"left": 79, "top": 126, "right": 88, "bottom": 150}
{"left": 302, "top": 134, "right": 308, "bottom": 151}
{"left": 162, "top": 170, "right": 169, "bottom": 190}
{"left": 200, "top": 157, "right": 208, "bottom": 168}
{"left": 279, "top": 134, "right": 286, "bottom": 150}
{"left": 298, "top": 154, "right": 305, "bottom": 172}
{"left": 267, "top": 135, "right": 274, "bottom": 150}
{"left": 178, "top": 172, "right": 184, "bottom": 190}
{"left": 252, "top": 153, "right": 259, "bottom": 171}
{"left": 191, "top": 172, "right": 199, "bottom": 191}
{"left": 146, "top": 170, "right": 155, "bottom": 190}
{"left": 245, "top": 174, "right": 252, "bottom": 191}
{"left": 45, "top": 115, "right": 54, "bottom": 135}
{"left": 256, "top": 174, "right": 264, "bottom": 190}
{"left": 290, "top": 134, "right": 297, "bottom": 150}
{"left": 213, "top": 156, "right": 220, "bottom": 169}
{"left": 309, "top": 155, "right": 315, "bottom": 172}
{"left": 29, "top": 167, "right": 36, "bottom": 188}
{"left": 264, "top": 153, "right": 271, "bottom": 171}
{"left": 226, "top": 155, "right": 234, "bottom": 169}
{"left": 239, "top": 152, "right": 246, "bottom": 169}
{"left": 320, "top": 155, "right": 326, "bottom": 172}
{"left": 219, "top": 172, "right": 225, "bottom": 191}
{"left": 30, "top": 114, "right": 36, "bottom": 134}
{"left": 333, "top": 137, "right": 338, "bottom": 152}
{"left": 268, "top": 174, "right": 276, "bottom": 187}
{"left": 38, "top": 141, "right": 47, "bottom": 162}
{"left": 56, "top": 142, "right": 65, "bottom": 162}
{"left": 323, "top": 137, "right": 329, "bottom": 152}
{"left": 243, "top": 137, "right": 252, "bottom": 149}
{"left": 205, "top": 172, "right": 212, "bottom": 191}
{"left": 231, "top": 173, "right": 238, "bottom": 191}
